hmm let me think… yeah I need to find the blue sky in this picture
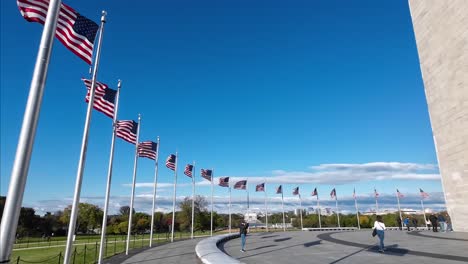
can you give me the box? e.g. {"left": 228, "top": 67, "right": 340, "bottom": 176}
{"left": 1, "top": 0, "right": 443, "bottom": 215}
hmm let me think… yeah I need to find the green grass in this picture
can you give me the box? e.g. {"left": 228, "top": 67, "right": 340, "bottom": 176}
{"left": 11, "top": 231, "right": 212, "bottom": 264}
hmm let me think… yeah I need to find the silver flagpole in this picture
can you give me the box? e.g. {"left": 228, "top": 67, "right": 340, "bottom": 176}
{"left": 281, "top": 191, "right": 286, "bottom": 231}
{"left": 299, "top": 194, "right": 303, "bottom": 230}
{"left": 64, "top": 11, "right": 107, "bottom": 264}
{"left": 396, "top": 191, "right": 403, "bottom": 227}
{"left": 317, "top": 194, "right": 322, "bottom": 229}
{"left": 421, "top": 199, "right": 428, "bottom": 229}
{"left": 375, "top": 197, "right": 379, "bottom": 214}
{"left": 229, "top": 186, "right": 232, "bottom": 234}
{"left": 335, "top": 195, "right": 341, "bottom": 228}
{"left": 125, "top": 114, "right": 141, "bottom": 255}
{"left": 97, "top": 80, "right": 121, "bottom": 264}
{"left": 0, "top": 0, "right": 62, "bottom": 261}
{"left": 354, "top": 196, "right": 360, "bottom": 230}
{"left": 265, "top": 184, "right": 268, "bottom": 232}
{"left": 149, "top": 136, "right": 160, "bottom": 247}
{"left": 191, "top": 161, "right": 195, "bottom": 239}
{"left": 170, "top": 152, "right": 178, "bottom": 242}
{"left": 210, "top": 169, "right": 214, "bottom": 236}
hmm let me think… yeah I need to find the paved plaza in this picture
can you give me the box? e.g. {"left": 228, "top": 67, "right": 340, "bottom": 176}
{"left": 106, "top": 230, "right": 468, "bottom": 264}
{"left": 223, "top": 230, "right": 468, "bottom": 264}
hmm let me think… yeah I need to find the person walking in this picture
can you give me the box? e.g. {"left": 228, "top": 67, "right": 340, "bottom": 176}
{"left": 404, "top": 217, "right": 410, "bottom": 231}
{"left": 239, "top": 220, "right": 250, "bottom": 252}
{"left": 373, "top": 215, "right": 386, "bottom": 253}
{"left": 429, "top": 214, "right": 438, "bottom": 232}
{"left": 437, "top": 214, "right": 446, "bottom": 232}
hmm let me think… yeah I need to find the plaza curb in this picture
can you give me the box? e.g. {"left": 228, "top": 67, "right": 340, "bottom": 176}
{"left": 195, "top": 233, "right": 244, "bottom": 264}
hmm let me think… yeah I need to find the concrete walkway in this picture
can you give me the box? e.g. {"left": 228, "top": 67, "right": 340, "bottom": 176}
{"left": 222, "top": 230, "right": 468, "bottom": 264}
{"left": 104, "top": 230, "right": 468, "bottom": 264}
{"left": 104, "top": 238, "right": 202, "bottom": 264}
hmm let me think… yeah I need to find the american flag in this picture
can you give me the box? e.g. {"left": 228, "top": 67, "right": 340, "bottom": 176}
{"left": 201, "top": 169, "right": 212, "bottom": 182}
{"left": 17, "top": 0, "right": 99, "bottom": 64}
{"left": 233, "top": 180, "right": 247, "bottom": 190}
{"left": 312, "top": 187, "right": 318, "bottom": 196}
{"left": 256, "top": 183, "right": 265, "bottom": 192}
{"left": 219, "top": 177, "right": 229, "bottom": 187}
{"left": 397, "top": 189, "right": 404, "bottom": 198}
{"left": 137, "top": 141, "right": 157, "bottom": 160}
{"left": 184, "top": 164, "right": 193, "bottom": 178}
{"left": 419, "top": 188, "right": 429, "bottom": 199}
{"left": 352, "top": 188, "right": 356, "bottom": 199}
{"left": 82, "top": 79, "right": 116, "bottom": 118}
{"left": 374, "top": 188, "right": 379, "bottom": 198}
{"left": 330, "top": 188, "right": 336, "bottom": 199}
{"left": 166, "top": 154, "right": 176, "bottom": 170}
{"left": 115, "top": 120, "right": 138, "bottom": 144}
{"left": 276, "top": 185, "right": 282, "bottom": 194}
{"left": 292, "top": 187, "right": 299, "bottom": 196}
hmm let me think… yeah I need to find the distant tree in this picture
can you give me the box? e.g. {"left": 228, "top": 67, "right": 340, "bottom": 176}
{"left": 60, "top": 203, "right": 103, "bottom": 234}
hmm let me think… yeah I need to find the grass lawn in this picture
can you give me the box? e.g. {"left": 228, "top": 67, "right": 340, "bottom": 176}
{"left": 11, "top": 231, "right": 211, "bottom": 264}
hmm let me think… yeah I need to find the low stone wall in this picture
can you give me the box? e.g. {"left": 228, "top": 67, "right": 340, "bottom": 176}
{"left": 195, "top": 233, "right": 243, "bottom": 264}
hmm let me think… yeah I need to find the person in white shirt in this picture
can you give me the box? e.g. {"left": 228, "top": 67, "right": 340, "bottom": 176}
{"left": 373, "top": 215, "right": 386, "bottom": 253}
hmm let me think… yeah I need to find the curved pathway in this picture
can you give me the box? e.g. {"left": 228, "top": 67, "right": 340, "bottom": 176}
{"left": 222, "top": 230, "right": 468, "bottom": 264}
{"left": 104, "top": 238, "right": 202, "bottom": 264}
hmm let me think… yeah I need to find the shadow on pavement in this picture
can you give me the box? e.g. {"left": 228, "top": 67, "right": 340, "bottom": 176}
{"left": 317, "top": 232, "right": 468, "bottom": 262}
{"left": 303, "top": 240, "right": 321, "bottom": 247}
{"left": 237, "top": 240, "right": 322, "bottom": 260}
{"left": 274, "top": 237, "right": 291, "bottom": 242}
{"left": 260, "top": 235, "right": 280, "bottom": 239}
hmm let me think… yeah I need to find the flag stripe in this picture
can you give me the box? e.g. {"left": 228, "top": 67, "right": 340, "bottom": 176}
{"left": 115, "top": 120, "right": 138, "bottom": 144}
{"left": 201, "top": 169, "right": 212, "bottom": 181}
{"left": 18, "top": 0, "right": 98, "bottom": 64}
{"left": 219, "top": 177, "right": 229, "bottom": 187}
{"left": 184, "top": 164, "right": 193, "bottom": 178}
{"left": 82, "top": 79, "right": 116, "bottom": 118}
{"left": 233, "top": 180, "right": 247, "bottom": 190}
{"left": 166, "top": 154, "right": 176, "bottom": 170}
{"left": 138, "top": 141, "right": 157, "bottom": 160}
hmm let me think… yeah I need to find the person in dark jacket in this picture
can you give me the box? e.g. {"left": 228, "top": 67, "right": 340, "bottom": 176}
{"left": 429, "top": 214, "right": 438, "bottom": 232}
{"left": 239, "top": 220, "right": 250, "bottom": 252}
{"left": 396, "top": 216, "right": 402, "bottom": 230}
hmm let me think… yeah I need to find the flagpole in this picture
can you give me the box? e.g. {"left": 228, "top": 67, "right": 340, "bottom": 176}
{"left": 149, "top": 136, "right": 160, "bottom": 247}
{"left": 375, "top": 188, "right": 379, "bottom": 214}
{"left": 265, "top": 184, "right": 268, "bottom": 232}
{"left": 229, "top": 186, "right": 232, "bottom": 234}
{"left": 0, "top": 0, "right": 62, "bottom": 261}
{"left": 210, "top": 169, "right": 214, "bottom": 237}
{"left": 64, "top": 12, "right": 107, "bottom": 264}
{"left": 281, "top": 191, "right": 286, "bottom": 231}
{"left": 354, "top": 196, "right": 361, "bottom": 230}
{"left": 125, "top": 114, "right": 141, "bottom": 255}
{"left": 317, "top": 194, "right": 322, "bottom": 229}
{"left": 191, "top": 161, "right": 195, "bottom": 239}
{"left": 396, "top": 191, "right": 403, "bottom": 227}
{"left": 421, "top": 199, "right": 428, "bottom": 229}
{"left": 335, "top": 195, "right": 341, "bottom": 228}
{"left": 375, "top": 197, "right": 379, "bottom": 214}
{"left": 299, "top": 194, "right": 303, "bottom": 230}
{"left": 97, "top": 80, "right": 121, "bottom": 264}
{"left": 171, "top": 152, "right": 178, "bottom": 242}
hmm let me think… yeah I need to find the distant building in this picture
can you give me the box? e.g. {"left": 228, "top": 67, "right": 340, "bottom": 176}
{"left": 244, "top": 212, "right": 257, "bottom": 223}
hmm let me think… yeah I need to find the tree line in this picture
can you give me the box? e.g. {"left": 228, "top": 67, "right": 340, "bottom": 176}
{"left": 0, "top": 196, "right": 244, "bottom": 237}
{"left": 0, "top": 195, "right": 431, "bottom": 238}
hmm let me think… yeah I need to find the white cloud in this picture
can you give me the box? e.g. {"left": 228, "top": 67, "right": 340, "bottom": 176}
{"left": 29, "top": 191, "right": 446, "bottom": 216}
{"left": 126, "top": 162, "right": 440, "bottom": 188}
